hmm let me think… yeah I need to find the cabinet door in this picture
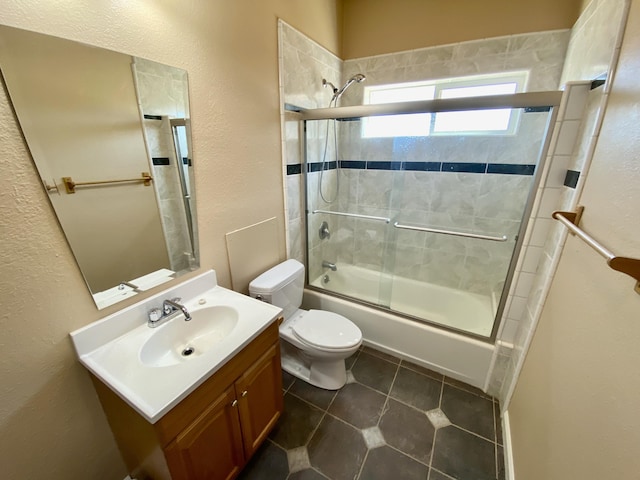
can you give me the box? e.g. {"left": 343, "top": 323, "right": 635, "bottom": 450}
{"left": 164, "top": 386, "right": 245, "bottom": 480}
{"left": 235, "top": 343, "right": 284, "bottom": 458}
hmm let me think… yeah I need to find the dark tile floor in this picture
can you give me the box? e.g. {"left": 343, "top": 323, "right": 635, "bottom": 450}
{"left": 239, "top": 346, "right": 505, "bottom": 480}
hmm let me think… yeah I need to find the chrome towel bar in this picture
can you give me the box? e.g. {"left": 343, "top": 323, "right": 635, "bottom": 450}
{"left": 393, "top": 222, "right": 508, "bottom": 242}
{"left": 312, "top": 209, "right": 391, "bottom": 223}
{"left": 553, "top": 207, "right": 640, "bottom": 294}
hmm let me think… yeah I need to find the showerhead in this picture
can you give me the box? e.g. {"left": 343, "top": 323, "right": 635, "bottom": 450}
{"left": 334, "top": 73, "right": 366, "bottom": 100}
{"left": 323, "top": 73, "right": 366, "bottom": 103}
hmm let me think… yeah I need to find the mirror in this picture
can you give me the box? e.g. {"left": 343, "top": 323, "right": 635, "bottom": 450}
{"left": 0, "top": 25, "right": 199, "bottom": 309}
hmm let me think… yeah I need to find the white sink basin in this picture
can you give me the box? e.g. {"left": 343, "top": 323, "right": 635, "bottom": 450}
{"left": 69, "top": 270, "right": 283, "bottom": 423}
{"left": 140, "top": 306, "right": 239, "bottom": 367}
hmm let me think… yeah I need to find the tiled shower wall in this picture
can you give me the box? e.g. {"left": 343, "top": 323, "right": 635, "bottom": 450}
{"left": 134, "top": 58, "right": 193, "bottom": 272}
{"left": 340, "top": 30, "right": 570, "bottom": 106}
{"left": 278, "top": 21, "right": 342, "bottom": 264}
{"left": 309, "top": 115, "right": 549, "bottom": 299}
{"left": 280, "top": 21, "right": 570, "bottom": 298}
{"left": 493, "top": 0, "right": 631, "bottom": 403}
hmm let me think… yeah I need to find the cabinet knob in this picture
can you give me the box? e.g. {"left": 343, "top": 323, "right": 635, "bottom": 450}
{"left": 241, "top": 390, "right": 248, "bottom": 397}
{"left": 231, "top": 399, "right": 238, "bottom": 407}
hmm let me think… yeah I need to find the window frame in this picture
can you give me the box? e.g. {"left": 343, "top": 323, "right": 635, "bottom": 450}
{"left": 361, "top": 71, "right": 529, "bottom": 138}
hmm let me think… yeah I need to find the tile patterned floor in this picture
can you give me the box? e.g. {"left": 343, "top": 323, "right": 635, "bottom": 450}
{"left": 238, "top": 346, "right": 505, "bottom": 480}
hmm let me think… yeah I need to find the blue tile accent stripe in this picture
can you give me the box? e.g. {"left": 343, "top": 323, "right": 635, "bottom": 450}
{"left": 442, "top": 162, "right": 487, "bottom": 173}
{"left": 487, "top": 164, "right": 536, "bottom": 175}
{"left": 286, "top": 161, "right": 537, "bottom": 176}
{"left": 339, "top": 160, "right": 366, "bottom": 169}
{"left": 367, "top": 161, "right": 402, "bottom": 170}
{"left": 307, "top": 161, "right": 337, "bottom": 173}
{"left": 564, "top": 169, "right": 580, "bottom": 188}
{"left": 287, "top": 164, "right": 302, "bottom": 175}
{"left": 400, "top": 161, "right": 441, "bottom": 172}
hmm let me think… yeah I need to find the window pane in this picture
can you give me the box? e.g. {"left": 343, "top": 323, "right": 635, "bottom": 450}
{"left": 369, "top": 84, "right": 435, "bottom": 104}
{"left": 364, "top": 84, "right": 435, "bottom": 137}
{"left": 435, "top": 83, "right": 517, "bottom": 133}
{"left": 440, "top": 82, "right": 517, "bottom": 99}
{"left": 364, "top": 113, "right": 431, "bottom": 137}
{"left": 434, "top": 109, "right": 512, "bottom": 133}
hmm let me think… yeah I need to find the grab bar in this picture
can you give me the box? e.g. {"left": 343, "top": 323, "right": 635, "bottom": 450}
{"left": 312, "top": 209, "right": 391, "bottom": 223}
{"left": 393, "top": 222, "right": 508, "bottom": 242}
{"left": 553, "top": 207, "right": 640, "bottom": 294}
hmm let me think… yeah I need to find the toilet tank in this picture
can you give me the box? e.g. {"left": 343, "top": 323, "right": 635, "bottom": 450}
{"left": 248, "top": 259, "right": 305, "bottom": 320}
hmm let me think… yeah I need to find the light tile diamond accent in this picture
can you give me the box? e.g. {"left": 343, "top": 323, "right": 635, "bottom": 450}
{"left": 361, "top": 426, "right": 386, "bottom": 449}
{"left": 426, "top": 408, "right": 451, "bottom": 429}
{"left": 346, "top": 370, "right": 356, "bottom": 384}
{"left": 287, "top": 446, "right": 311, "bottom": 473}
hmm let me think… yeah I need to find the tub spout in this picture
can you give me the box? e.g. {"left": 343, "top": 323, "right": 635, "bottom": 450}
{"left": 322, "top": 261, "right": 337, "bottom": 271}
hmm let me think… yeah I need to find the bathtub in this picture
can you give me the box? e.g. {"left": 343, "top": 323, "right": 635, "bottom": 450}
{"left": 304, "top": 264, "right": 495, "bottom": 389}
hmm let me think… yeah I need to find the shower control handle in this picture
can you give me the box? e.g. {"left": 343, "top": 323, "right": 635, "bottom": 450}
{"left": 319, "top": 221, "right": 331, "bottom": 240}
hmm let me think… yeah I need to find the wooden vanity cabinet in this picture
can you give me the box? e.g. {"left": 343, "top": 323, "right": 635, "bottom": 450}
{"left": 164, "top": 386, "right": 245, "bottom": 480}
{"left": 91, "top": 321, "right": 283, "bottom": 480}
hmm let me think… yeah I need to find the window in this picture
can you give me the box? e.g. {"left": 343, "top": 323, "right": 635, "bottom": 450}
{"left": 362, "top": 72, "right": 528, "bottom": 138}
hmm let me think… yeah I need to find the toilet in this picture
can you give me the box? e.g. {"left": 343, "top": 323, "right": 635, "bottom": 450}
{"left": 249, "top": 259, "right": 362, "bottom": 390}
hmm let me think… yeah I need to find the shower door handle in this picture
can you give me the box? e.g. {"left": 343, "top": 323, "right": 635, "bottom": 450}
{"left": 393, "top": 222, "right": 508, "bottom": 242}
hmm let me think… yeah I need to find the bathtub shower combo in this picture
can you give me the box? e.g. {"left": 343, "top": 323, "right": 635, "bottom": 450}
{"left": 298, "top": 87, "right": 561, "bottom": 388}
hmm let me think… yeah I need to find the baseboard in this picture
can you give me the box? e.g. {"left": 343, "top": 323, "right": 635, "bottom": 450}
{"left": 502, "top": 410, "right": 516, "bottom": 480}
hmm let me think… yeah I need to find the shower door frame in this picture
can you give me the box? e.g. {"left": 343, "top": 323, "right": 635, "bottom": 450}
{"left": 299, "top": 91, "right": 562, "bottom": 343}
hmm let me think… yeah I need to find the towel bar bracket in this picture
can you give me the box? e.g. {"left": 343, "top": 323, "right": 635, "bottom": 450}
{"left": 553, "top": 207, "right": 640, "bottom": 295}
{"left": 562, "top": 205, "right": 584, "bottom": 233}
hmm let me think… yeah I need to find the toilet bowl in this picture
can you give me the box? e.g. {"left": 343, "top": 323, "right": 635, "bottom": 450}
{"left": 249, "top": 260, "right": 362, "bottom": 390}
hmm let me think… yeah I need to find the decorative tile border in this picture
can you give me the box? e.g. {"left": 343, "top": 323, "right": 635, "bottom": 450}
{"left": 286, "top": 161, "right": 537, "bottom": 176}
{"left": 563, "top": 169, "right": 580, "bottom": 188}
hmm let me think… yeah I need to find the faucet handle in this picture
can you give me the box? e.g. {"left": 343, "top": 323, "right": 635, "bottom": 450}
{"left": 163, "top": 297, "right": 183, "bottom": 315}
{"left": 148, "top": 307, "right": 163, "bottom": 323}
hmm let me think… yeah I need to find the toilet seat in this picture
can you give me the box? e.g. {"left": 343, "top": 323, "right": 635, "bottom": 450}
{"left": 292, "top": 310, "right": 362, "bottom": 351}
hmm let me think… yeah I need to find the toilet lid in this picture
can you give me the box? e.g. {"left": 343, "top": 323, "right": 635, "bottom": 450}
{"left": 292, "top": 310, "right": 362, "bottom": 350}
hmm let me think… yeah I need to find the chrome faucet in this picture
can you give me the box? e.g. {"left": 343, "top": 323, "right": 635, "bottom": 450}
{"left": 147, "top": 297, "right": 192, "bottom": 328}
{"left": 322, "top": 260, "right": 337, "bottom": 271}
{"left": 163, "top": 298, "right": 192, "bottom": 321}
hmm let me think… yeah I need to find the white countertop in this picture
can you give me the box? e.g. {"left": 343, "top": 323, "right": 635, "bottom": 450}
{"left": 70, "top": 270, "right": 282, "bottom": 423}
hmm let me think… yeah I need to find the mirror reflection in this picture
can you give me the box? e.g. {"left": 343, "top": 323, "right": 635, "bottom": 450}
{"left": 0, "top": 25, "right": 199, "bottom": 309}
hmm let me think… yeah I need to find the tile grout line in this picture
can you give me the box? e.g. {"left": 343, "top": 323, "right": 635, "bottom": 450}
{"left": 494, "top": 401, "right": 499, "bottom": 478}
{"left": 354, "top": 448, "right": 371, "bottom": 480}
{"left": 376, "top": 360, "right": 401, "bottom": 428}
{"left": 428, "top": 378, "right": 445, "bottom": 472}
{"left": 446, "top": 422, "right": 498, "bottom": 444}
{"left": 383, "top": 442, "right": 432, "bottom": 468}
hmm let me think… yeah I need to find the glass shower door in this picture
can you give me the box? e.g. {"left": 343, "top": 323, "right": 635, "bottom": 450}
{"left": 303, "top": 98, "right": 556, "bottom": 340}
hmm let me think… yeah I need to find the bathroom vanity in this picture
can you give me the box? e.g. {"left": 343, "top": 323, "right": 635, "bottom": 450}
{"left": 70, "top": 270, "right": 284, "bottom": 480}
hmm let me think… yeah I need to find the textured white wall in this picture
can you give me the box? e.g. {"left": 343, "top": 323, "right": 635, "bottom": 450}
{"left": 508, "top": 0, "right": 640, "bottom": 478}
{"left": 0, "top": 1, "right": 340, "bottom": 479}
